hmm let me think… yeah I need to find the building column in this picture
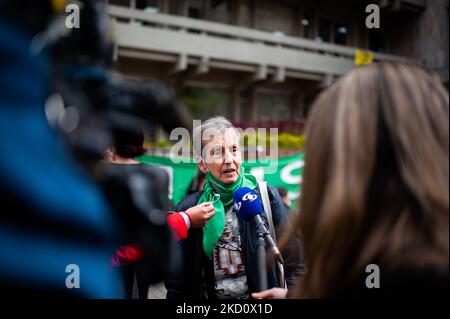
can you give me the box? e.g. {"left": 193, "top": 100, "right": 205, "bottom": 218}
{"left": 230, "top": 0, "right": 241, "bottom": 26}
{"left": 312, "top": 9, "right": 319, "bottom": 39}
{"left": 129, "top": 0, "right": 136, "bottom": 24}
{"left": 174, "top": 76, "right": 185, "bottom": 99}
{"left": 157, "top": 0, "right": 170, "bottom": 13}
{"left": 249, "top": 0, "right": 256, "bottom": 29}
{"left": 297, "top": 2, "right": 304, "bottom": 37}
{"left": 292, "top": 92, "right": 305, "bottom": 120}
{"left": 231, "top": 86, "right": 241, "bottom": 123}
{"left": 349, "top": 16, "right": 359, "bottom": 47}
{"left": 249, "top": 86, "right": 258, "bottom": 124}
{"left": 179, "top": 0, "right": 189, "bottom": 16}
{"left": 200, "top": 0, "right": 208, "bottom": 18}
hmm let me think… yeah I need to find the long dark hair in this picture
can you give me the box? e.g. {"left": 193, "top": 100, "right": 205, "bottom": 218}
{"left": 282, "top": 63, "right": 449, "bottom": 298}
{"left": 112, "top": 129, "right": 147, "bottom": 159}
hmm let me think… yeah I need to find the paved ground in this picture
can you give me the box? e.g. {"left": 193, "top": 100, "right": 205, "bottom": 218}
{"left": 147, "top": 282, "right": 167, "bottom": 299}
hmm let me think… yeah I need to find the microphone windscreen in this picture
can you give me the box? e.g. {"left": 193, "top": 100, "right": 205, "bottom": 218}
{"left": 233, "top": 187, "right": 263, "bottom": 221}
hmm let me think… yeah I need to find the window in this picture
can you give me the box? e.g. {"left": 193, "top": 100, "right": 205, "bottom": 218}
{"left": 184, "top": 88, "right": 230, "bottom": 120}
{"left": 302, "top": 9, "right": 314, "bottom": 39}
{"left": 188, "top": 7, "right": 200, "bottom": 18}
{"left": 169, "top": 0, "right": 179, "bottom": 15}
{"left": 317, "top": 18, "right": 331, "bottom": 43}
{"left": 334, "top": 23, "right": 348, "bottom": 45}
{"left": 211, "top": 0, "right": 227, "bottom": 9}
{"left": 136, "top": 0, "right": 157, "bottom": 10}
{"left": 369, "top": 31, "right": 384, "bottom": 52}
{"left": 257, "top": 93, "right": 292, "bottom": 122}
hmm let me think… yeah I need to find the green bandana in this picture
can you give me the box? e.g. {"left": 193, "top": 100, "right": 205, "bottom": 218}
{"left": 197, "top": 168, "right": 258, "bottom": 259}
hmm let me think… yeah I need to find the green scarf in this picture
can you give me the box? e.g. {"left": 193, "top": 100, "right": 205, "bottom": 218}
{"left": 198, "top": 168, "right": 258, "bottom": 259}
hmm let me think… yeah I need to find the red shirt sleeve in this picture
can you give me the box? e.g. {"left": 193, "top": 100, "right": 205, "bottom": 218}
{"left": 111, "top": 212, "right": 188, "bottom": 267}
{"left": 167, "top": 213, "right": 188, "bottom": 241}
{"left": 111, "top": 243, "right": 145, "bottom": 267}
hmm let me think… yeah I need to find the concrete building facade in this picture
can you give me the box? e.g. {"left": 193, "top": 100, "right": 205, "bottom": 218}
{"left": 107, "top": 0, "right": 449, "bottom": 133}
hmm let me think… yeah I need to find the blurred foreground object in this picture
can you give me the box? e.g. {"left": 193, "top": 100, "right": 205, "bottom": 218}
{"left": 0, "top": 2, "right": 122, "bottom": 297}
{"left": 284, "top": 63, "right": 449, "bottom": 298}
{"left": 0, "top": 0, "right": 189, "bottom": 298}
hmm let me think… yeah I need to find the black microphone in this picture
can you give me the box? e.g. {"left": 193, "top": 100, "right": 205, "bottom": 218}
{"left": 233, "top": 187, "right": 284, "bottom": 264}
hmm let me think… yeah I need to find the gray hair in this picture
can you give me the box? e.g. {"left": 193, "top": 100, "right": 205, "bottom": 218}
{"left": 193, "top": 116, "right": 240, "bottom": 157}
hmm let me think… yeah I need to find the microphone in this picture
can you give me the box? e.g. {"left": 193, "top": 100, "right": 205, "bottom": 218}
{"left": 233, "top": 187, "right": 284, "bottom": 264}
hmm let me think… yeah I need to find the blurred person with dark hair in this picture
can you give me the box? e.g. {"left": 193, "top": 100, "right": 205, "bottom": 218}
{"left": 104, "top": 129, "right": 215, "bottom": 241}
{"left": 253, "top": 63, "right": 449, "bottom": 299}
{"left": 104, "top": 129, "right": 149, "bottom": 298}
{"left": 105, "top": 129, "right": 216, "bottom": 298}
{"left": 105, "top": 129, "right": 147, "bottom": 163}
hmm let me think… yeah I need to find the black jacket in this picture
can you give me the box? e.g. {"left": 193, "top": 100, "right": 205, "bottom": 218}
{"left": 165, "top": 185, "right": 304, "bottom": 299}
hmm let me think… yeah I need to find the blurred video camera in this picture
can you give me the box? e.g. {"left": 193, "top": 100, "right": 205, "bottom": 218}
{"left": 51, "top": 1, "right": 190, "bottom": 286}
{"left": 47, "top": 0, "right": 188, "bottom": 160}
{"left": 0, "top": 0, "right": 188, "bottom": 290}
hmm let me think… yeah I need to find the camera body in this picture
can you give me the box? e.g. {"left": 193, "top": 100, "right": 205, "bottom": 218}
{"left": 0, "top": 0, "right": 186, "bottom": 296}
{"left": 49, "top": 0, "right": 186, "bottom": 287}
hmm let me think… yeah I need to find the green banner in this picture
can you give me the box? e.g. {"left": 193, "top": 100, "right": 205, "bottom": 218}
{"left": 137, "top": 153, "right": 304, "bottom": 210}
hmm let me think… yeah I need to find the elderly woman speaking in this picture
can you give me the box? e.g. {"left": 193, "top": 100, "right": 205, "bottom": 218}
{"left": 165, "top": 116, "right": 303, "bottom": 299}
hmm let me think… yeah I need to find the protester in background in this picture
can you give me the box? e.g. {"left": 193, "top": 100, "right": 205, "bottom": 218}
{"left": 253, "top": 63, "right": 449, "bottom": 299}
{"left": 106, "top": 129, "right": 215, "bottom": 298}
{"left": 105, "top": 129, "right": 215, "bottom": 241}
{"left": 187, "top": 170, "right": 206, "bottom": 195}
{"left": 105, "top": 129, "right": 148, "bottom": 165}
{"left": 166, "top": 116, "right": 303, "bottom": 299}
